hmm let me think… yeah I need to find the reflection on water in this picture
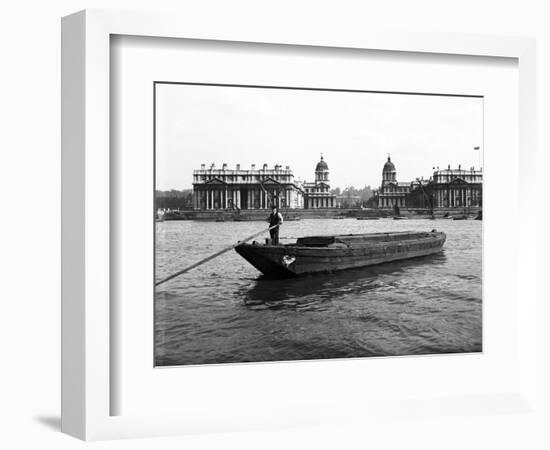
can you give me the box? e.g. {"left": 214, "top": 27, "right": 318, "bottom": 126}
{"left": 155, "top": 218, "right": 481, "bottom": 366}
{"left": 242, "top": 253, "right": 447, "bottom": 307}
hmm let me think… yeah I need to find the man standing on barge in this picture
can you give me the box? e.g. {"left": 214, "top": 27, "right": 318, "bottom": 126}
{"left": 267, "top": 206, "right": 283, "bottom": 245}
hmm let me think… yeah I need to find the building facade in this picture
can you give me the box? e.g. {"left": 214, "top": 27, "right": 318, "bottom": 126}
{"left": 192, "top": 163, "right": 304, "bottom": 210}
{"left": 302, "top": 155, "right": 337, "bottom": 208}
{"left": 376, "top": 156, "right": 411, "bottom": 208}
{"left": 375, "top": 156, "right": 483, "bottom": 209}
{"left": 426, "top": 165, "right": 483, "bottom": 208}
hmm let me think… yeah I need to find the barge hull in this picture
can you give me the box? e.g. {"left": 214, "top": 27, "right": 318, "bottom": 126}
{"left": 235, "top": 231, "right": 446, "bottom": 278}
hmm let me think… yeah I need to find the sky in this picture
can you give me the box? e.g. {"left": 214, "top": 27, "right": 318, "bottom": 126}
{"left": 155, "top": 83, "right": 483, "bottom": 191}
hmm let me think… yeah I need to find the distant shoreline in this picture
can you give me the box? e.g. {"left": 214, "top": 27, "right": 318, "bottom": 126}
{"left": 157, "top": 207, "right": 481, "bottom": 222}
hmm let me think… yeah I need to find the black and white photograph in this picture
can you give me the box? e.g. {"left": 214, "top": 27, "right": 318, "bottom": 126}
{"left": 154, "top": 82, "right": 483, "bottom": 367}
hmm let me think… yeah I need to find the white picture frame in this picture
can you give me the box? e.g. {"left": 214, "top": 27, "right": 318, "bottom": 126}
{"left": 61, "top": 9, "right": 537, "bottom": 441}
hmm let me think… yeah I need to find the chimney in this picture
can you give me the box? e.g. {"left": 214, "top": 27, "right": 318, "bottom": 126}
{"left": 251, "top": 164, "right": 256, "bottom": 170}
{"left": 201, "top": 163, "right": 206, "bottom": 170}
{"left": 285, "top": 165, "right": 290, "bottom": 170}
{"left": 263, "top": 163, "right": 268, "bottom": 170}
{"left": 210, "top": 163, "right": 215, "bottom": 170}
{"left": 448, "top": 164, "right": 450, "bottom": 170}
{"left": 236, "top": 163, "right": 240, "bottom": 170}
{"left": 222, "top": 163, "right": 227, "bottom": 170}
{"left": 458, "top": 164, "right": 461, "bottom": 170}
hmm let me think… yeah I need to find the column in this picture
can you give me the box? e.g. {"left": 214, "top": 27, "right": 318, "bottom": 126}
{"left": 210, "top": 190, "right": 214, "bottom": 210}
{"left": 224, "top": 188, "right": 228, "bottom": 209}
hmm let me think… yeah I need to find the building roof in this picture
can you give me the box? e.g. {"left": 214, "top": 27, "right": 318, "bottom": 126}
{"left": 383, "top": 156, "right": 396, "bottom": 172}
{"left": 315, "top": 155, "right": 329, "bottom": 171}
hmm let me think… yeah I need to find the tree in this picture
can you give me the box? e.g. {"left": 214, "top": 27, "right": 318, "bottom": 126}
{"left": 155, "top": 189, "right": 193, "bottom": 210}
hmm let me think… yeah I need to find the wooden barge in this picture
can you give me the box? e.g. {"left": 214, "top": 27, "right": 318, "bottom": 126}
{"left": 235, "top": 230, "right": 446, "bottom": 278}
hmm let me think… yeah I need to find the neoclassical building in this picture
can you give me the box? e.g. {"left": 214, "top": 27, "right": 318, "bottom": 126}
{"left": 302, "top": 155, "right": 337, "bottom": 208}
{"left": 427, "top": 165, "right": 483, "bottom": 208}
{"left": 376, "top": 156, "right": 411, "bottom": 208}
{"left": 379, "top": 161, "right": 484, "bottom": 209}
{"left": 192, "top": 163, "right": 304, "bottom": 210}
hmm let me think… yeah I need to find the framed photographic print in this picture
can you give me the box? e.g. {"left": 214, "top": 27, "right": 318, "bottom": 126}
{"left": 62, "top": 9, "right": 537, "bottom": 440}
{"left": 153, "top": 82, "right": 483, "bottom": 367}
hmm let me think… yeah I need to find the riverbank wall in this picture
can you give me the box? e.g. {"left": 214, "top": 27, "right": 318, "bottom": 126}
{"left": 160, "top": 207, "right": 481, "bottom": 221}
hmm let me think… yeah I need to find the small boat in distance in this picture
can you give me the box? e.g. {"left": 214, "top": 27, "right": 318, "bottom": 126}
{"left": 235, "top": 230, "right": 446, "bottom": 278}
{"left": 356, "top": 217, "right": 379, "bottom": 220}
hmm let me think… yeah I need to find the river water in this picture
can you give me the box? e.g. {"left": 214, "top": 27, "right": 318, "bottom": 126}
{"left": 155, "top": 218, "right": 482, "bottom": 366}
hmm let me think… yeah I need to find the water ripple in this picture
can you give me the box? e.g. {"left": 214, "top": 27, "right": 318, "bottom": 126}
{"left": 155, "top": 218, "right": 482, "bottom": 366}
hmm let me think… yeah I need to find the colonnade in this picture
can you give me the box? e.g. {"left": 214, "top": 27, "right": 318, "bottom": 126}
{"left": 193, "top": 187, "right": 293, "bottom": 210}
{"left": 307, "top": 197, "right": 335, "bottom": 208}
{"left": 434, "top": 187, "right": 481, "bottom": 207}
{"left": 379, "top": 197, "right": 406, "bottom": 208}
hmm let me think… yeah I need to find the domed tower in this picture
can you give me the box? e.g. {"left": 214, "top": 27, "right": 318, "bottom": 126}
{"left": 382, "top": 155, "right": 396, "bottom": 184}
{"left": 315, "top": 154, "right": 330, "bottom": 183}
